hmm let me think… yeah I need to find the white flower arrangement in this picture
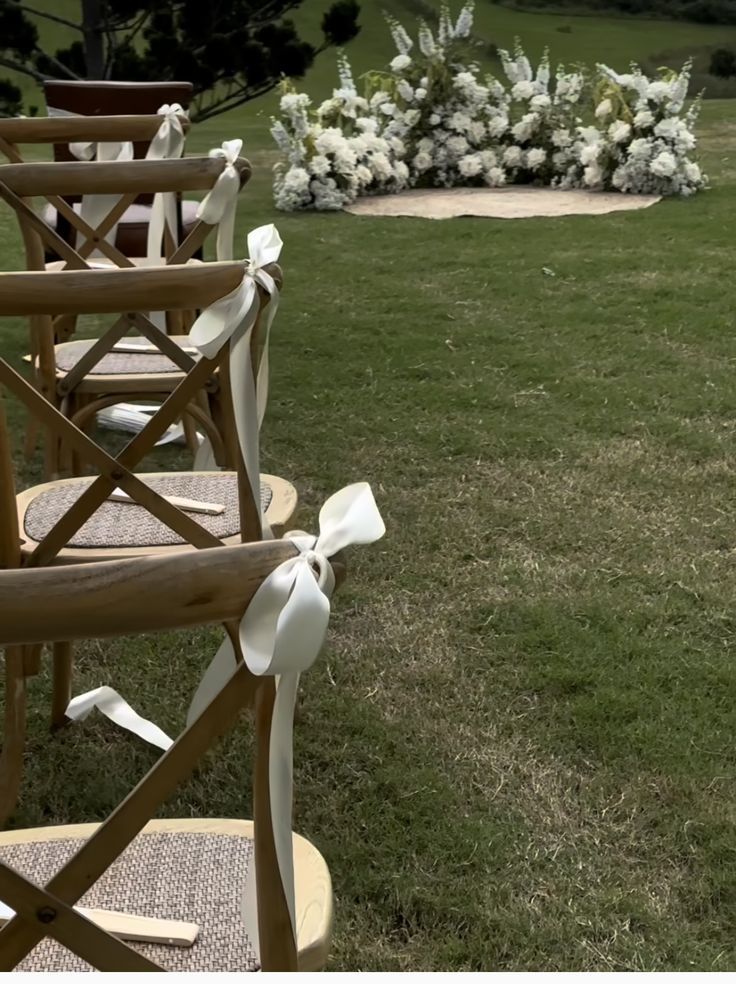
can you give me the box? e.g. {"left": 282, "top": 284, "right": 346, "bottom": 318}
{"left": 271, "top": 2, "right": 706, "bottom": 210}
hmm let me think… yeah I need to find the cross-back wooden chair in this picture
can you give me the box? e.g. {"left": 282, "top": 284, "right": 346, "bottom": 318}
{"left": 0, "top": 264, "right": 297, "bottom": 773}
{"left": 0, "top": 538, "right": 338, "bottom": 970}
{"left": 0, "top": 156, "right": 251, "bottom": 476}
{"left": 0, "top": 113, "right": 192, "bottom": 261}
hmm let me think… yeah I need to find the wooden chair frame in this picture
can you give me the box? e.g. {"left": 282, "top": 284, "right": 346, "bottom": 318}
{"left": 0, "top": 158, "right": 252, "bottom": 477}
{"left": 0, "top": 538, "right": 318, "bottom": 971}
{"left": 0, "top": 115, "right": 191, "bottom": 166}
{"left": 0, "top": 265, "right": 281, "bottom": 821}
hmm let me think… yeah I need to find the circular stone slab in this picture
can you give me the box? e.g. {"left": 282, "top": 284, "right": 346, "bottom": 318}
{"left": 344, "top": 186, "right": 661, "bottom": 220}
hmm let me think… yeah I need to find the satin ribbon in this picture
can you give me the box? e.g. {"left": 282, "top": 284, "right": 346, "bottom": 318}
{"left": 65, "top": 224, "right": 282, "bottom": 742}
{"left": 47, "top": 105, "right": 134, "bottom": 259}
{"left": 189, "top": 222, "right": 282, "bottom": 495}
{"left": 188, "top": 482, "right": 386, "bottom": 958}
{"left": 65, "top": 686, "right": 172, "bottom": 750}
{"left": 145, "top": 103, "right": 188, "bottom": 263}
{"left": 195, "top": 138, "right": 243, "bottom": 261}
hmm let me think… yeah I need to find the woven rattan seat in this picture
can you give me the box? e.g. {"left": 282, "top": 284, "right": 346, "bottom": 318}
{"left": 54, "top": 339, "right": 187, "bottom": 376}
{"left": 23, "top": 473, "right": 273, "bottom": 548}
{"left": 1, "top": 830, "right": 259, "bottom": 972}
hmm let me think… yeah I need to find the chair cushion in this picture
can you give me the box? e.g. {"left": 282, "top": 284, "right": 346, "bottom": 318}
{"left": 0, "top": 830, "right": 260, "bottom": 972}
{"left": 23, "top": 473, "right": 273, "bottom": 548}
{"left": 53, "top": 339, "right": 187, "bottom": 376}
{"left": 41, "top": 200, "right": 200, "bottom": 257}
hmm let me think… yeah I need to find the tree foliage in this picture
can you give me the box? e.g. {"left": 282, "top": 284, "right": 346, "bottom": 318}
{"left": 0, "top": 0, "right": 360, "bottom": 120}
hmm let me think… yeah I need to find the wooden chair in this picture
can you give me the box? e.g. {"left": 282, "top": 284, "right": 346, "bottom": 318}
{"left": 0, "top": 536, "right": 337, "bottom": 970}
{"left": 44, "top": 80, "right": 195, "bottom": 259}
{"left": 0, "top": 264, "right": 297, "bottom": 762}
{"left": 0, "top": 156, "right": 251, "bottom": 476}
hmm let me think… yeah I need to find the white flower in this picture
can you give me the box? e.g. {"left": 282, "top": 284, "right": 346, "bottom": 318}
{"left": 468, "top": 120, "right": 486, "bottom": 143}
{"left": 454, "top": 5, "right": 474, "bottom": 38}
{"left": 646, "top": 80, "right": 671, "bottom": 103}
{"left": 429, "top": 113, "right": 442, "bottom": 126}
{"left": 580, "top": 143, "right": 601, "bottom": 165}
{"left": 511, "top": 80, "right": 535, "bottom": 100}
{"left": 449, "top": 111, "right": 472, "bottom": 133}
{"left": 415, "top": 87, "right": 427, "bottom": 101}
{"left": 531, "top": 93, "right": 551, "bottom": 111}
{"left": 283, "top": 166, "right": 310, "bottom": 192}
{"left": 551, "top": 129, "right": 572, "bottom": 148}
{"left": 413, "top": 150, "right": 433, "bottom": 172}
{"left": 281, "top": 92, "right": 311, "bottom": 113}
{"left": 487, "top": 115, "right": 508, "bottom": 139}
{"left": 403, "top": 109, "right": 421, "bottom": 126}
{"left": 391, "top": 54, "right": 412, "bottom": 72}
{"left": 583, "top": 162, "right": 603, "bottom": 187}
{"left": 595, "top": 98, "right": 613, "bottom": 119}
{"left": 628, "top": 137, "right": 652, "bottom": 160}
{"left": 458, "top": 153, "right": 483, "bottom": 177}
{"left": 417, "top": 137, "right": 434, "bottom": 153}
{"left": 485, "top": 166, "right": 506, "bottom": 187}
{"left": 379, "top": 102, "right": 396, "bottom": 116}
{"left": 397, "top": 80, "right": 414, "bottom": 102}
{"left": 608, "top": 120, "right": 631, "bottom": 144}
{"left": 355, "top": 164, "right": 373, "bottom": 186}
{"left": 479, "top": 149, "right": 497, "bottom": 169}
{"left": 526, "top": 147, "right": 547, "bottom": 170}
{"left": 309, "top": 154, "right": 331, "bottom": 178}
{"left": 650, "top": 150, "right": 676, "bottom": 177}
{"left": 512, "top": 113, "right": 537, "bottom": 142}
{"left": 634, "top": 110, "right": 654, "bottom": 128}
{"left": 447, "top": 135, "right": 469, "bottom": 155}
{"left": 370, "top": 152, "right": 394, "bottom": 180}
{"left": 684, "top": 161, "right": 702, "bottom": 183}
{"left": 356, "top": 116, "right": 379, "bottom": 134}
{"left": 503, "top": 145, "right": 523, "bottom": 167}
{"left": 654, "top": 118, "right": 678, "bottom": 140}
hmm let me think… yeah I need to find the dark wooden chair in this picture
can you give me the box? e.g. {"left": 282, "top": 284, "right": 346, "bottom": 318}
{"left": 42, "top": 81, "right": 196, "bottom": 258}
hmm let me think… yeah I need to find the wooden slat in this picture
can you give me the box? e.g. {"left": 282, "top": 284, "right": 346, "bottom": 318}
{"left": 0, "top": 864, "right": 160, "bottom": 971}
{"left": 0, "top": 540, "right": 298, "bottom": 644}
{"left": 0, "top": 115, "right": 190, "bottom": 146}
{"left": 0, "top": 157, "right": 251, "bottom": 197}
{"left": 0, "top": 263, "right": 246, "bottom": 316}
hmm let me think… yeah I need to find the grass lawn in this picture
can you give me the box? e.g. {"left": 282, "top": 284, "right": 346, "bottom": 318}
{"left": 2, "top": 4, "right": 736, "bottom": 974}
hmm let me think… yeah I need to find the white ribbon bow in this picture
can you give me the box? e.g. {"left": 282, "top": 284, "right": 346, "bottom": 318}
{"left": 146, "top": 103, "right": 188, "bottom": 264}
{"left": 196, "top": 138, "right": 244, "bottom": 261}
{"left": 190, "top": 223, "right": 281, "bottom": 490}
{"left": 47, "top": 105, "right": 134, "bottom": 259}
{"left": 189, "top": 483, "right": 386, "bottom": 958}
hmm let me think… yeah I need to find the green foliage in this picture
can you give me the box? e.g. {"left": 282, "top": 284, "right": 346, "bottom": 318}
{"left": 709, "top": 46, "right": 736, "bottom": 76}
{"left": 0, "top": 0, "right": 361, "bottom": 121}
{"left": 494, "top": 0, "right": 736, "bottom": 26}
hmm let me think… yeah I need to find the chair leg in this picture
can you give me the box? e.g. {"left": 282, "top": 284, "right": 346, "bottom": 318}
{"left": 50, "top": 641, "right": 74, "bottom": 731}
{"left": 0, "top": 648, "right": 28, "bottom": 826}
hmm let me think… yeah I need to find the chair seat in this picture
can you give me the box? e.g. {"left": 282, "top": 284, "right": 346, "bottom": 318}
{"left": 17, "top": 471, "right": 299, "bottom": 561}
{"left": 0, "top": 818, "right": 332, "bottom": 972}
{"left": 41, "top": 200, "right": 200, "bottom": 258}
{"left": 50, "top": 335, "right": 195, "bottom": 391}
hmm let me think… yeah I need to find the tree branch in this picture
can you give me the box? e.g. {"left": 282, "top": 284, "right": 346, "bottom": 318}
{"left": 192, "top": 82, "right": 275, "bottom": 122}
{"left": 6, "top": 0, "right": 83, "bottom": 33}
{"left": 0, "top": 53, "right": 45, "bottom": 83}
{"left": 33, "top": 47, "right": 82, "bottom": 80}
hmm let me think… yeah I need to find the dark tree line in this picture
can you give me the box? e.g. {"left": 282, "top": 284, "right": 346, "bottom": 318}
{"left": 0, "top": 0, "right": 360, "bottom": 119}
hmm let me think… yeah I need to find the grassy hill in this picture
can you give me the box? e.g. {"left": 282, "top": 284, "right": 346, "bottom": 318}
{"left": 6, "top": 0, "right": 736, "bottom": 124}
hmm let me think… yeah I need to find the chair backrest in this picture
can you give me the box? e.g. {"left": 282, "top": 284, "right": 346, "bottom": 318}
{"left": 0, "top": 534, "right": 318, "bottom": 971}
{"left": 0, "top": 262, "right": 277, "bottom": 566}
{"left": 44, "top": 81, "right": 193, "bottom": 166}
{"left": 0, "top": 155, "right": 250, "bottom": 272}
{"left": 0, "top": 115, "right": 191, "bottom": 166}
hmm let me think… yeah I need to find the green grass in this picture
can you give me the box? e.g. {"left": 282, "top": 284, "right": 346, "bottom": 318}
{"left": 3, "top": 4, "right": 736, "bottom": 974}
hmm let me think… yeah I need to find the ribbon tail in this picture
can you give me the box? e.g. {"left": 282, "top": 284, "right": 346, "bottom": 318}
{"left": 185, "top": 634, "right": 238, "bottom": 726}
{"left": 229, "top": 315, "right": 270, "bottom": 537}
{"left": 66, "top": 686, "right": 173, "bottom": 751}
